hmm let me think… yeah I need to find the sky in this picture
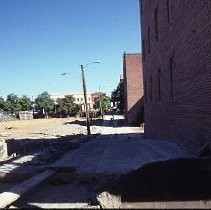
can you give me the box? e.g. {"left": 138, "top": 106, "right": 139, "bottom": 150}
{"left": 0, "top": 0, "right": 141, "bottom": 100}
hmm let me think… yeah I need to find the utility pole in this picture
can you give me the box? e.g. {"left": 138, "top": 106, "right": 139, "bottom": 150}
{"left": 81, "top": 65, "right": 91, "bottom": 135}
{"left": 99, "top": 85, "right": 103, "bottom": 120}
{"left": 62, "top": 61, "right": 101, "bottom": 135}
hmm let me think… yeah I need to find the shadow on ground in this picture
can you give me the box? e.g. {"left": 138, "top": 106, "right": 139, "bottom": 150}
{"left": 0, "top": 134, "right": 98, "bottom": 184}
{"left": 64, "top": 118, "right": 125, "bottom": 127}
{"left": 64, "top": 119, "right": 102, "bottom": 127}
{"left": 5, "top": 134, "right": 91, "bottom": 157}
{"left": 105, "top": 158, "right": 211, "bottom": 202}
{"left": 10, "top": 157, "right": 211, "bottom": 209}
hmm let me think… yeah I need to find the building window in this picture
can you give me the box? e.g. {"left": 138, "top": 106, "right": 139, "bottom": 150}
{"left": 154, "top": 8, "right": 158, "bottom": 41}
{"left": 144, "top": 80, "right": 147, "bottom": 103}
{"left": 170, "top": 56, "right": 175, "bottom": 101}
{"left": 167, "top": 0, "right": 172, "bottom": 23}
{"left": 150, "top": 76, "right": 153, "bottom": 102}
{"left": 77, "top": 98, "right": 79, "bottom": 101}
{"left": 147, "top": 27, "right": 151, "bottom": 54}
{"left": 158, "top": 69, "right": 161, "bottom": 102}
{"left": 142, "top": 40, "right": 145, "bottom": 62}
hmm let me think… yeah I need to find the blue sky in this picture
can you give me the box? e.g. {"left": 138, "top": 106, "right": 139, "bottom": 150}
{"left": 0, "top": 0, "right": 141, "bottom": 99}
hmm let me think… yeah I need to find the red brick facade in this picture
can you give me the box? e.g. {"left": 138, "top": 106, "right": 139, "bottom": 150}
{"left": 140, "top": 0, "right": 211, "bottom": 151}
{"left": 123, "top": 52, "right": 144, "bottom": 126}
{"left": 91, "top": 92, "right": 102, "bottom": 104}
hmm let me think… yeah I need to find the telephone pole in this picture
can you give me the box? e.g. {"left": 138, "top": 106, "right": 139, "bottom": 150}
{"left": 81, "top": 65, "right": 91, "bottom": 135}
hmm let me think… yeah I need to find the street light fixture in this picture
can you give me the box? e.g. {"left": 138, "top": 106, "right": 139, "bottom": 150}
{"left": 84, "top": 60, "right": 101, "bottom": 68}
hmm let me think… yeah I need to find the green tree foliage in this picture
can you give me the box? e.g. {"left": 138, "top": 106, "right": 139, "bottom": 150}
{"left": 111, "top": 80, "right": 124, "bottom": 113}
{"left": 5, "top": 93, "right": 21, "bottom": 115}
{"left": 35, "top": 91, "right": 54, "bottom": 117}
{"left": 19, "top": 95, "right": 32, "bottom": 111}
{"left": 56, "top": 95, "right": 80, "bottom": 117}
{"left": 94, "top": 94, "right": 110, "bottom": 113}
{"left": 0, "top": 97, "right": 6, "bottom": 110}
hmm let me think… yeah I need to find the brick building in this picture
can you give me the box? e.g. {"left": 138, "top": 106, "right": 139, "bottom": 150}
{"left": 123, "top": 52, "right": 144, "bottom": 126}
{"left": 91, "top": 92, "right": 103, "bottom": 104}
{"left": 140, "top": 0, "right": 211, "bottom": 152}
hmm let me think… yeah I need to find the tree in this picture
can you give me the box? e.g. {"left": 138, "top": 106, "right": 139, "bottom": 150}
{"left": 19, "top": 95, "right": 32, "bottom": 111}
{"left": 56, "top": 95, "right": 80, "bottom": 117}
{"left": 5, "top": 93, "right": 21, "bottom": 115}
{"left": 35, "top": 91, "right": 54, "bottom": 118}
{"left": 0, "top": 97, "right": 6, "bottom": 110}
{"left": 94, "top": 94, "right": 110, "bottom": 113}
{"left": 111, "top": 80, "right": 124, "bottom": 114}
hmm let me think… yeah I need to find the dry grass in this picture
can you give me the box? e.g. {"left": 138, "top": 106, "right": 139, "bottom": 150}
{"left": 0, "top": 117, "right": 78, "bottom": 139}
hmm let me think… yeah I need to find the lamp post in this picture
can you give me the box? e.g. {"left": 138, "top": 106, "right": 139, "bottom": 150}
{"left": 81, "top": 61, "right": 101, "bottom": 135}
{"left": 81, "top": 64, "right": 91, "bottom": 135}
{"left": 62, "top": 61, "right": 101, "bottom": 135}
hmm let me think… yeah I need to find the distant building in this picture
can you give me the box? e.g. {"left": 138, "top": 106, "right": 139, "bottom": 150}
{"left": 91, "top": 92, "right": 103, "bottom": 104}
{"left": 123, "top": 52, "right": 144, "bottom": 126}
{"left": 73, "top": 93, "right": 93, "bottom": 110}
{"left": 50, "top": 93, "right": 66, "bottom": 103}
{"left": 140, "top": 0, "right": 211, "bottom": 152}
{"left": 50, "top": 92, "right": 93, "bottom": 111}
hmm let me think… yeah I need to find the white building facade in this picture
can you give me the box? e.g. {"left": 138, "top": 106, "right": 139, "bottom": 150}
{"left": 50, "top": 92, "right": 94, "bottom": 111}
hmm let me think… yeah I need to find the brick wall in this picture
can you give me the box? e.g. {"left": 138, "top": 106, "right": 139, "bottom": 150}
{"left": 140, "top": 0, "right": 211, "bottom": 151}
{"left": 123, "top": 52, "right": 144, "bottom": 126}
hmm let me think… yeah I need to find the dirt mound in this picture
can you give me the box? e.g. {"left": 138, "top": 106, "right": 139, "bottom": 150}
{"left": 106, "top": 158, "right": 211, "bottom": 202}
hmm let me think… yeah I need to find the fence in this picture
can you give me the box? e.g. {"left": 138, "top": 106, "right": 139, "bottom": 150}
{"left": 0, "top": 110, "right": 15, "bottom": 122}
{"left": 19, "top": 111, "right": 33, "bottom": 120}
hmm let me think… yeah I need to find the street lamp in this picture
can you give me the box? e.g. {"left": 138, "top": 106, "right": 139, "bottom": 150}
{"left": 62, "top": 60, "right": 101, "bottom": 135}
{"left": 81, "top": 61, "right": 101, "bottom": 135}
